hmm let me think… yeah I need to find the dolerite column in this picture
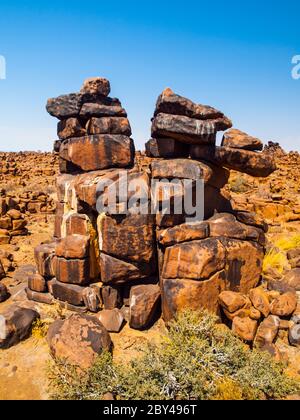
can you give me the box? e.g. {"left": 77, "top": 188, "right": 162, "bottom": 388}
{"left": 148, "top": 88, "right": 276, "bottom": 322}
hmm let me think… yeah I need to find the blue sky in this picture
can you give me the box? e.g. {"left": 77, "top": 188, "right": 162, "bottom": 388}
{"left": 0, "top": 0, "right": 299, "bottom": 152}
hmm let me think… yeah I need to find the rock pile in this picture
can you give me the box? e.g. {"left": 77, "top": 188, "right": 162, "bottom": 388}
{"left": 0, "top": 195, "right": 28, "bottom": 244}
{"left": 27, "top": 79, "right": 277, "bottom": 355}
{"left": 219, "top": 287, "right": 300, "bottom": 354}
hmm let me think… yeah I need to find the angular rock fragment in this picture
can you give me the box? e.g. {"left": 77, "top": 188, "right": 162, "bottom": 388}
{"left": 82, "top": 287, "right": 101, "bottom": 313}
{"left": 190, "top": 145, "right": 276, "bottom": 177}
{"left": 57, "top": 118, "right": 86, "bottom": 140}
{"left": 218, "top": 291, "right": 248, "bottom": 313}
{"left": 158, "top": 221, "right": 209, "bottom": 247}
{"left": 221, "top": 129, "right": 263, "bottom": 151}
{"left": 254, "top": 315, "right": 280, "bottom": 349}
{"left": 50, "top": 279, "right": 84, "bottom": 306}
{"left": 101, "top": 285, "right": 122, "bottom": 310}
{"left": 289, "top": 324, "right": 300, "bottom": 347}
{"left": 26, "top": 289, "right": 54, "bottom": 305}
{"left": 55, "top": 234, "right": 90, "bottom": 259}
{"left": 28, "top": 273, "right": 48, "bottom": 293}
{"left": 34, "top": 242, "right": 57, "bottom": 278}
{"left": 80, "top": 103, "right": 127, "bottom": 118}
{"left": 129, "top": 284, "right": 161, "bottom": 330}
{"left": 98, "top": 309, "right": 125, "bottom": 332}
{"left": 55, "top": 257, "right": 90, "bottom": 285}
{"left": 47, "top": 314, "right": 112, "bottom": 369}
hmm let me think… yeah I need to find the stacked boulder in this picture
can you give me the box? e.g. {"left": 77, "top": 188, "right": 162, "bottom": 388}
{"left": 219, "top": 287, "right": 300, "bottom": 354}
{"left": 0, "top": 195, "right": 28, "bottom": 244}
{"left": 28, "top": 80, "right": 277, "bottom": 336}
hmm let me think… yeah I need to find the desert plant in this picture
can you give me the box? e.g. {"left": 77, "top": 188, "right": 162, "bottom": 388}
{"left": 229, "top": 176, "right": 251, "bottom": 194}
{"left": 31, "top": 319, "right": 50, "bottom": 339}
{"left": 262, "top": 248, "right": 288, "bottom": 275}
{"left": 48, "top": 310, "right": 299, "bottom": 401}
{"left": 274, "top": 234, "right": 300, "bottom": 252}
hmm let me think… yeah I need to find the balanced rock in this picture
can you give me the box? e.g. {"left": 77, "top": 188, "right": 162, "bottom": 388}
{"left": 158, "top": 221, "right": 209, "bottom": 247}
{"left": 47, "top": 314, "right": 112, "bottom": 369}
{"left": 57, "top": 118, "right": 86, "bottom": 140}
{"left": 129, "top": 284, "right": 161, "bottom": 330}
{"left": 221, "top": 129, "right": 263, "bottom": 151}
{"left": 80, "top": 77, "right": 111, "bottom": 96}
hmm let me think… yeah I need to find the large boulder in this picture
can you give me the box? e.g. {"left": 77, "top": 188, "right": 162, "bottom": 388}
{"left": 0, "top": 306, "right": 40, "bottom": 349}
{"left": 129, "top": 284, "right": 161, "bottom": 330}
{"left": 47, "top": 314, "right": 112, "bottom": 369}
{"left": 59, "top": 135, "right": 135, "bottom": 172}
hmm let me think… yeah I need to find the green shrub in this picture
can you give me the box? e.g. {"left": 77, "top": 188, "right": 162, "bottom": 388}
{"left": 48, "top": 310, "right": 300, "bottom": 401}
{"left": 229, "top": 176, "right": 251, "bottom": 194}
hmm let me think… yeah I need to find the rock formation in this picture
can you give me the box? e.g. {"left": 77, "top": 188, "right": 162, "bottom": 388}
{"left": 27, "top": 78, "right": 277, "bottom": 340}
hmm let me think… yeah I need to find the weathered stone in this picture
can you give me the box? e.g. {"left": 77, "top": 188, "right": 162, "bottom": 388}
{"left": 28, "top": 273, "right": 47, "bottom": 293}
{"left": 254, "top": 315, "right": 280, "bottom": 349}
{"left": 145, "top": 138, "right": 190, "bottom": 158}
{"left": 80, "top": 103, "right": 127, "bottom": 118}
{"left": 232, "top": 316, "right": 258, "bottom": 342}
{"left": 280, "top": 269, "right": 300, "bottom": 292}
{"left": 80, "top": 77, "right": 111, "bottom": 96}
{"left": 98, "top": 309, "right": 125, "bottom": 332}
{"left": 222, "top": 239, "right": 264, "bottom": 294}
{"left": 270, "top": 292, "right": 297, "bottom": 317}
{"left": 0, "top": 306, "right": 40, "bottom": 349}
{"left": 82, "top": 287, "right": 101, "bottom": 313}
{"left": 151, "top": 159, "right": 229, "bottom": 189}
{"left": 162, "top": 271, "right": 227, "bottom": 322}
{"left": 0, "top": 260, "right": 5, "bottom": 280}
{"left": 158, "top": 221, "right": 209, "bottom": 247}
{"left": 101, "top": 285, "right": 122, "bottom": 310}
{"left": 34, "top": 242, "right": 57, "bottom": 278}
{"left": 162, "top": 238, "right": 226, "bottom": 281}
{"left": 26, "top": 289, "right": 54, "bottom": 305}
{"left": 59, "top": 135, "right": 135, "bottom": 172}
{"left": 152, "top": 113, "right": 231, "bottom": 145}
{"left": 98, "top": 214, "right": 155, "bottom": 264}
{"left": 221, "top": 129, "right": 263, "bottom": 151}
{"left": 87, "top": 117, "right": 132, "bottom": 136}
{"left": 218, "top": 291, "right": 248, "bottom": 313}
{"left": 249, "top": 307, "right": 262, "bottom": 321}
{"left": 100, "top": 253, "right": 152, "bottom": 285}
{"left": 65, "top": 213, "right": 90, "bottom": 236}
{"left": 50, "top": 279, "right": 84, "bottom": 306}
{"left": 129, "top": 284, "right": 161, "bottom": 330}
{"left": 47, "top": 314, "right": 112, "bottom": 369}
{"left": 0, "top": 217, "right": 12, "bottom": 230}
{"left": 0, "top": 283, "right": 9, "bottom": 303}
{"left": 249, "top": 288, "right": 270, "bottom": 317}
{"left": 235, "top": 211, "right": 268, "bottom": 233}
{"left": 55, "top": 257, "right": 89, "bottom": 285}
{"left": 223, "top": 307, "right": 251, "bottom": 321}
{"left": 289, "top": 324, "right": 300, "bottom": 347}
{"left": 154, "top": 88, "right": 225, "bottom": 120}
{"left": 190, "top": 145, "right": 276, "bottom": 177}
{"left": 57, "top": 118, "right": 86, "bottom": 140}
{"left": 55, "top": 235, "right": 90, "bottom": 259}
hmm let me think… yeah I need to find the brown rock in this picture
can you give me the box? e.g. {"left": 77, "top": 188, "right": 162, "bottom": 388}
{"left": 80, "top": 77, "right": 111, "bottom": 96}
{"left": 154, "top": 88, "right": 225, "bottom": 120}
{"left": 55, "top": 257, "right": 89, "bottom": 285}
{"left": 158, "top": 221, "right": 209, "bottom": 247}
{"left": 235, "top": 211, "right": 268, "bottom": 233}
{"left": 98, "top": 214, "right": 155, "bottom": 264}
{"left": 289, "top": 324, "right": 300, "bottom": 347}
{"left": 129, "top": 284, "right": 161, "bottom": 330}
{"left": 190, "top": 145, "right": 276, "bottom": 177}
{"left": 162, "top": 238, "right": 226, "bottom": 281}
{"left": 0, "top": 283, "right": 9, "bottom": 303}
{"left": 254, "top": 315, "right": 280, "bottom": 348}
{"left": 28, "top": 273, "right": 47, "bottom": 293}
{"left": 0, "top": 217, "right": 12, "bottom": 230}
{"left": 55, "top": 235, "right": 90, "bottom": 259}
{"left": 34, "top": 242, "right": 57, "bottom": 278}
{"left": 87, "top": 117, "right": 132, "bottom": 136}
{"left": 6, "top": 209, "right": 22, "bottom": 220}
{"left": 152, "top": 113, "right": 231, "bottom": 145}
{"left": 98, "top": 309, "right": 125, "bottom": 332}
{"left": 82, "top": 287, "right": 101, "bottom": 313}
{"left": 100, "top": 253, "right": 152, "bottom": 285}
{"left": 249, "top": 307, "right": 262, "bottom": 321}
{"left": 162, "top": 271, "right": 227, "bottom": 322}
{"left": 50, "top": 279, "right": 84, "bottom": 306}
{"left": 80, "top": 103, "right": 127, "bottom": 118}
{"left": 0, "top": 306, "right": 40, "bottom": 349}
{"left": 101, "top": 285, "right": 122, "bottom": 310}
{"left": 249, "top": 288, "right": 270, "bottom": 317}
{"left": 232, "top": 316, "right": 258, "bottom": 342}
{"left": 26, "top": 289, "right": 54, "bottom": 305}
{"left": 223, "top": 307, "right": 251, "bottom": 321}
{"left": 65, "top": 213, "right": 90, "bottom": 236}
{"left": 145, "top": 138, "right": 190, "bottom": 158}
{"left": 57, "top": 118, "right": 86, "bottom": 140}
{"left": 47, "top": 314, "right": 112, "bottom": 369}
{"left": 281, "top": 269, "right": 300, "bottom": 292}
{"left": 218, "top": 291, "right": 248, "bottom": 313}
{"left": 270, "top": 292, "right": 297, "bottom": 317}
{"left": 59, "top": 135, "right": 135, "bottom": 172}
{"left": 221, "top": 129, "right": 263, "bottom": 151}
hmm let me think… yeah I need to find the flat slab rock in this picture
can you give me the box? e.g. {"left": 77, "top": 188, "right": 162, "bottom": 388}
{"left": 221, "top": 129, "right": 263, "bottom": 151}
{"left": 190, "top": 145, "right": 276, "bottom": 177}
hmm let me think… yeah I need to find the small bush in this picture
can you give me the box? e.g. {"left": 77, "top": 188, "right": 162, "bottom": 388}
{"left": 262, "top": 248, "right": 288, "bottom": 275}
{"left": 31, "top": 319, "right": 50, "bottom": 339}
{"left": 274, "top": 234, "right": 300, "bottom": 252}
{"left": 48, "top": 310, "right": 299, "bottom": 400}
